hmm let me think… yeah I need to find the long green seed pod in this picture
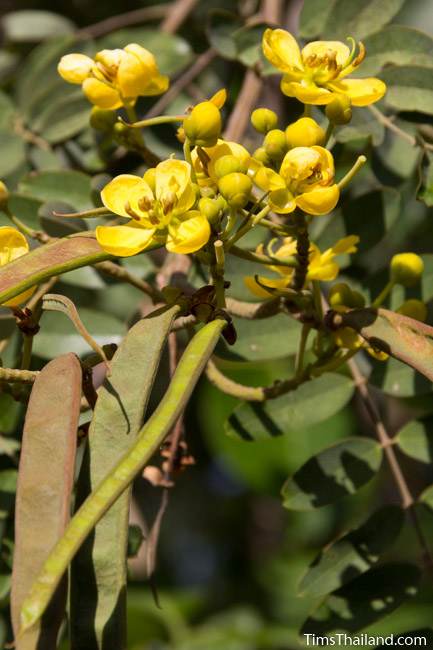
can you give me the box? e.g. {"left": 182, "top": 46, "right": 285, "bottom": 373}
{"left": 18, "top": 318, "right": 226, "bottom": 637}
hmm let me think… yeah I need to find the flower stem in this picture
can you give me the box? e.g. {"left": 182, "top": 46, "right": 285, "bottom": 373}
{"left": 291, "top": 214, "right": 310, "bottom": 291}
{"left": 338, "top": 155, "right": 367, "bottom": 190}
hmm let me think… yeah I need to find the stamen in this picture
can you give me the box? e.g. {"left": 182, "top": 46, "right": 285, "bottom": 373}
{"left": 124, "top": 201, "right": 141, "bottom": 221}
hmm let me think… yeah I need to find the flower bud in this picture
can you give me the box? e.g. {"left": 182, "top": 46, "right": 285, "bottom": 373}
{"left": 325, "top": 95, "right": 352, "bottom": 125}
{"left": 333, "top": 327, "right": 362, "bottom": 350}
{"left": 214, "top": 155, "right": 243, "bottom": 179}
{"left": 329, "top": 283, "right": 365, "bottom": 310}
{"left": 0, "top": 181, "right": 9, "bottom": 210}
{"left": 251, "top": 108, "right": 278, "bottom": 134}
{"left": 90, "top": 107, "right": 117, "bottom": 133}
{"left": 218, "top": 172, "right": 252, "bottom": 208}
{"left": 198, "top": 196, "right": 226, "bottom": 223}
{"left": 263, "top": 129, "right": 287, "bottom": 160}
{"left": 252, "top": 147, "right": 271, "bottom": 166}
{"left": 397, "top": 299, "right": 427, "bottom": 322}
{"left": 285, "top": 117, "right": 325, "bottom": 148}
{"left": 183, "top": 101, "right": 222, "bottom": 147}
{"left": 390, "top": 253, "right": 424, "bottom": 287}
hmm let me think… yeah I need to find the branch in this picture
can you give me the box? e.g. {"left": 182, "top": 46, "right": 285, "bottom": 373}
{"left": 76, "top": 4, "right": 168, "bottom": 38}
{"left": 160, "top": 0, "right": 198, "bottom": 34}
{"left": 369, "top": 105, "right": 433, "bottom": 153}
{"left": 95, "top": 260, "right": 164, "bottom": 303}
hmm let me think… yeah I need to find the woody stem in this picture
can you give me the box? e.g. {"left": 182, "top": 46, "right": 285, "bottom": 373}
{"left": 291, "top": 214, "right": 309, "bottom": 292}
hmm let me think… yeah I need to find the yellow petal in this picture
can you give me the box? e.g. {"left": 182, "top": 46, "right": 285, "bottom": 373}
{"left": 166, "top": 211, "right": 210, "bottom": 254}
{"left": 210, "top": 88, "right": 227, "bottom": 108}
{"left": 331, "top": 235, "right": 359, "bottom": 255}
{"left": 328, "top": 78, "right": 386, "bottom": 106}
{"left": 244, "top": 275, "right": 290, "bottom": 298}
{"left": 82, "top": 77, "right": 122, "bottom": 109}
{"left": 101, "top": 174, "right": 146, "bottom": 217}
{"left": 262, "top": 28, "right": 303, "bottom": 73}
{"left": 96, "top": 223, "right": 156, "bottom": 257}
{"left": 155, "top": 159, "right": 191, "bottom": 204}
{"left": 281, "top": 78, "right": 334, "bottom": 104}
{"left": 308, "top": 259, "right": 339, "bottom": 281}
{"left": 0, "top": 227, "right": 34, "bottom": 307}
{"left": 280, "top": 147, "right": 321, "bottom": 183}
{"left": 296, "top": 185, "right": 340, "bottom": 216}
{"left": 95, "top": 48, "right": 126, "bottom": 72}
{"left": 269, "top": 188, "right": 296, "bottom": 214}
{"left": 253, "top": 166, "right": 286, "bottom": 192}
{"left": 118, "top": 44, "right": 169, "bottom": 97}
{"left": 301, "top": 41, "right": 350, "bottom": 68}
{"left": 58, "top": 53, "right": 93, "bottom": 84}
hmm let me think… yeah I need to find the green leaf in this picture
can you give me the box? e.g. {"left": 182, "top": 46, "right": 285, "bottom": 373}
{"left": 0, "top": 469, "right": 17, "bottom": 519}
{"left": 219, "top": 313, "right": 302, "bottom": 361}
{"left": 206, "top": 10, "right": 242, "bottom": 60}
{"left": 335, "top": 108, "right": 385, "bottom": 146}
{"left": 322, "top": 0, "right": 407, "bottom": 41}
{"left": 234, "top": 23, "right": 268, "bottom": 67}
{"left": 0, "top": 235, "right": 111, "bottom": 306}
{"left": 299, "top": 0, "right": 335, "bottom": 39}
{"left": 302, "top": 563, "right": 420, "bottom": 635}
{"left": 332, "top": 308, "right": 433, "bottom": 383}
{"left": 418, "top": 152, "right": 433, "bottom": 206}
{"left": 361, "top": 26, "right": 433, "bottom": 76}
{"left": 71, "top": 305, "right": 179, "bottom": 650}
{"left": 420, "top": 483, "right": 433, "bottom": 511}
{"left": 298, "top": 505, "right": 404, "bottom": 597}
{"left": 2, "top": 11, "right": 75, "bottom": 43}
{"left": 98, "top": 29, "right": 192, "bottom": 76}
{"left": 0, "top": 394, "right": 21, "bottom": 435}
{"left": 396, "top": 417, "right": 433, "bottom": 463}
{"left": 33, "top": 307, "right": 125, "bottom": 359}
{"left": 0, "top": 131, "right": 25, "bottom": 177}
{"left": 38, "top": 201, "right": 87, "bottom": 237}
{"left": 225, "top": 373, "right": 354, "bottom": 441}
{"left": 31, "top": 91, "right": 90, "bottom": 144}
{"left": 281, "top": 437, "right": 382, "bottom": 510}
{"left": 11, "top": 354, "right": 81, "bottom": 645}
{"left": 381, "top": 65, "right": 433, "bottom": 115}
{"left": 8, "top": 194, "right": 42, "bottom": 231}
{"left": 0, "top": 91, "right": 16, "bottom": 129}
{"left": 19, "top": 170, "right": 93, "bottom": 211}
{"left": 370, "top": 356, "right": 432, "bottom": 397}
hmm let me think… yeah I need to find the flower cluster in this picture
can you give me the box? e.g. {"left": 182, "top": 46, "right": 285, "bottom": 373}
{"left": 0, "top": 27, "right": 427, "bottom": 374}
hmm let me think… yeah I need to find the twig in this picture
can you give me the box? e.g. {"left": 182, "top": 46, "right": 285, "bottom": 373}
{"left": 25, "top": 276, "right": 59, "bottom": 313}
{"left": 348, "top": 358, "right": 433, "bottom": 570}
{"left": 160, "top": 0, "right": 198, "bottom": 34}
{"left": 369, "top": 105, "right": 433, "bottom": 153}
{"left": 76, "top": 4, "right": 168, "bottom": 39}
{"left": 95, "top": 260, "right": 164, "bottom": 303}
{"left": 223, "top": 68, "right": 262, "bottom": 141}
{"left": 0, "top": 368, "right": 39, "bottom": 384}
{"left": 144, "top": 48, "right": 217, "bottom": 119}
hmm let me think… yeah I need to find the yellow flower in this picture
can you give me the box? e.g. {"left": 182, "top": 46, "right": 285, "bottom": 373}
{"left": 252, "top": 146, "right": 339, "bottom": 216}
{"left": 58, "top": 44, "right": 168, "bottom": 109}
{"left": 263, "top": 29, "right": 386, "bottom": 106}
{"left": 245, "top": 235, "right": 359, "bottom": 296}
{"left": 0, "top": 227, "right": 35, "bottom": 307}
{"left": 96, "top": 159, "right": 210, "bottom": 256}
{"left": 191, "top": 139, "right": 251, "bottom": 188}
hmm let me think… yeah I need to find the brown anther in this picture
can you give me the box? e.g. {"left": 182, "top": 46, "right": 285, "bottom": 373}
{"left": 138, "top": 196, "right": 152, "bottom": 212}
{"left": 124, "top": 201, "right": 141, "bottom": 221}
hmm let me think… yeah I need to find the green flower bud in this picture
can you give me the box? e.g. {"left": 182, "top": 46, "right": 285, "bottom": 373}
{"left": 183, "top": 101, "right": 222, "bottom": 147}
{"left": 397, "top": 299, "right": 427, "bottom": 322}
{"left": 218, "top": 172, "right": 252, "bottom": 208}
{"left": 252, "top": 147, "right": 271, "bottom": 166}
{"left": 89, "top": 107, "right": 117, "bottom": 132}
{"left": 263, "top": 129, "right": 287, "bottom": 160}
{"left": 325, "top": 95, "right": 352, "bottom": 125}
{"left": 0, "top": 181, "right": 10, "bottom": 210}
{"left": 250, "top": 108, "right": 278, "bottom": 134}
{"left": 329, "top": 282, "right": 365, "bottom": 310}
{"left": 214, "top": 154, "right": 243, "bottom": 179}
{"left": 199, "top": 197, "right": 223, "bottom": 223}
{"left": 390, "top": 253, "right": 424, "bottom": 287}
{"left": 285, "top": 117, "right": 325, "bottom": 148}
